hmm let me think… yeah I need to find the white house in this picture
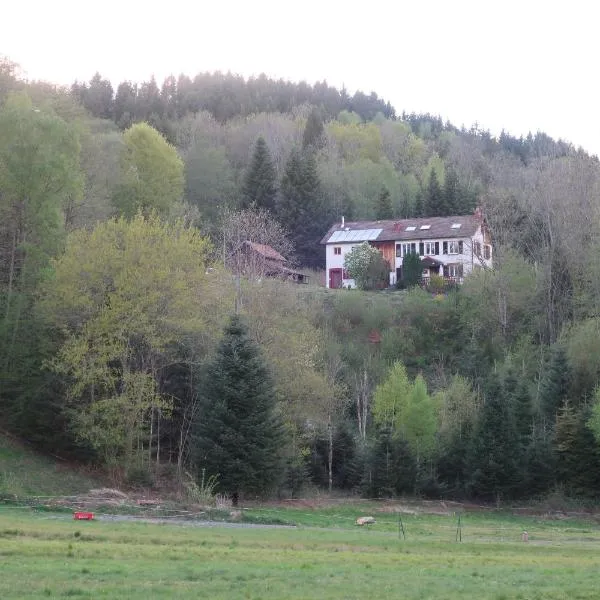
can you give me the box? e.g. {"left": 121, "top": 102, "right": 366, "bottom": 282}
{"left": 321, "top": 209, "right": 492, "bottom": 289}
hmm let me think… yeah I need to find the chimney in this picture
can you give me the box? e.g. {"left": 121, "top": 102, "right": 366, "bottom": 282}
{"left": 341, "top": 215, "right": 345, "bottom": 227}
{"left": 474, "top": 206, "right": 483, "bottom": 221}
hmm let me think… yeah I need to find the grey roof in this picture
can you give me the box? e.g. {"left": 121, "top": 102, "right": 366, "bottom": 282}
{"left": 321, "top": 214, "right": 482, "bottom": 245}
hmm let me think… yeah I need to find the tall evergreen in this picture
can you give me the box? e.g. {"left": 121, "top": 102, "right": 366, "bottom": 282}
{"left": 277, "top": 148, "right": 326, "bottom": 267}
{"left": 302, "top": 108, "right": 325, "bottom": 151}
{"left": 424, "top": 169, "right": 443, "bottom": 217}
{"left": 467, "top": 373, "right": 519, "bottom": 500}
{"left": 242, "top": 137, "right": 277, "bottom": 211}
{"left": 376, "top": 186, "right": 393, "bottom": 220}
{"left": 539, "top": 345, "right": 571, "bottom": 426}
{"left": 193, "top": 315, "right": 284, "bottom": 504}
{"left": 443, "top": 166, "right": 460, "bottom": 215}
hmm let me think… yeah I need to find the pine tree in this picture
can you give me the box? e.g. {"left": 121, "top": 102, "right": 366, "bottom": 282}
{"left": 193, "top": 315, "right": 284, "bottom": 504}
{"left": 413, "top": 190, "right": 424, "bottom": 217}
{"left": 401, "top": 251, "right": 422, "bottom": 288}
{"left": 376, "top": 186, "right": 393, "bottom": 220}
{"left": 302, "top": 108, "right": 325, "bottom": 151}
{"left": 443, "top": 166, "right": 460, "bottom": 216}
{"left": 424, "top": 169, "right": 443, "bottom": 217}
{"left": 277, "top": 148, "right": 326, "bottom": 267}
{"left": 539, "top": 345, "right": 571, "bottom": 426}
{"left": 467, "top": 372, "right": 519, "bottom": 500}
{"left": 242, "top": 137, "right": 277, "bottom": 211}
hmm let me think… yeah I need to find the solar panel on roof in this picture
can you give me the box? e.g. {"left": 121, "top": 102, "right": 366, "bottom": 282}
{"left": 327, "top": 228, "right": 382, "bottom": 243}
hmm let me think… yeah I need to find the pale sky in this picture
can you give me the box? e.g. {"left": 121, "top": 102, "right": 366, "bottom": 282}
{"left": 3, "top": 0, "right": 599, "bottom": 155}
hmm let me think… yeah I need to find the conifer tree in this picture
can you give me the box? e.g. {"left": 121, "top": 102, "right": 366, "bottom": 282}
{"left": 302, "top": 108, "right": 325, "bottom": 151}
{"left": 424, "top": 169, "right": 443, "bottom": 217}
{"left": 467, "top": 372, "right": 519, "bottom": 500}
{"left": 539, "top": 345, "right": 571, "bottom": 426}
{"left": 242, "top": 137, "right": 277, "bottom": 211}
{"left": 278, "top": 148, "right": 326, "bottom": 267}
{"left": 193, "top": 315, "right": 284, "bottom": 504}
{"left": 376, "top": 186, "right": 393, "bottom": 220}
{"left": 443, "top": 166, "right": 460, "bottom": 215}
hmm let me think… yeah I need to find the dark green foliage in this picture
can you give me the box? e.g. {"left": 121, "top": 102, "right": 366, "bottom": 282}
{"left": 539, "top": 345, "right": 571, "bottom": 425}
{"left": 192, "top": 315, "right": 285, "bottom": 503}
{"left": 277, "top": 148, "right": 326, "bottom": 267}
{"left": 555, "top": 404, "right": 600, "bottom": 495}
{"left": 306, "top": 422, "right": 362, "bottom": 490}
{"left": 242, "top": 137, "right": 277, "bottom": 211}
{"left": 443, "top": 166, "right": 460, "bottom": 215}
{"left": 363, "top": 430, "right": 416, "bottom": 497}
{"left": 524, "top": 427, "right": 556, "bottom": 497}
{"left": 467, "top": 373, "right": 519, "bottom": 500}
{"left": 302, "top": 108, "right": 325, "bottom": 151}
{"left": 424, "top": 169, "right": 443, "bottom": 217}
{"left": 376, "top": 186, "right": 393, "bottom": 220}
{"left": 413, "top": 190, "right": 424, "bottom": 217}
{"left": 72, "top": 73, "right": 114, "bottom": 120}
{"left": 401, "top": 252, "right": 422, "bottom": 287}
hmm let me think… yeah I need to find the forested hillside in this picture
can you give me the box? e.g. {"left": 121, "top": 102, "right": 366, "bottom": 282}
{"left": 2, "top": 56, "right": 600, "bottom": 502}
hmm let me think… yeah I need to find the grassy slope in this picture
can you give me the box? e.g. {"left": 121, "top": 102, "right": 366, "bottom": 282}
{"left": 1, "top": 506, "right": 600, "bottom": 599}
{"left": 0, "top": 432, "right": 98, "bottom": 498}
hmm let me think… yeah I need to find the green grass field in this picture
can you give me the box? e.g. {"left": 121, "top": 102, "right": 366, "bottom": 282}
{"left": 0, "top": 433, "right": 99, "bottom": 498}
{"left": 1, "top": 505, "right": 600, "bottom": 599}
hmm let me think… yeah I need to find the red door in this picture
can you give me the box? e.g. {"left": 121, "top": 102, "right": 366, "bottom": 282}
{"left": 329, "top": 268, "right": 343, "bottom": 289}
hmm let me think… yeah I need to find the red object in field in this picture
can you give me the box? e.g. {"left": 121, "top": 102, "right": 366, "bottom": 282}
{"left": 73, "top": 512, "right": 94, "bottom": 520}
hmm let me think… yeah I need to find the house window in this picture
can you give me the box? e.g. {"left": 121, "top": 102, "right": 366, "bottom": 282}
{"left": 484, "top": 245, "right": 491, "bottom": 260}
{"left": 402, "top": 243, "right": 416, "bottom": 256}
{"left": 447, "top": 264, "right": 463, "bottom": 278}
{"left": 333, "top": 246, "right": 341, "bottom": 255}
{"left": 473, "top": 241, "right": 482, "bottom": 257}
{"left": 396, "top": 245, "right": 402, "bottom": 258}
{"left": 424, "top": 241, "right": 438, "bottom": 255}
{"left": 447, "top": 240, "right": 463, "bottom": 255}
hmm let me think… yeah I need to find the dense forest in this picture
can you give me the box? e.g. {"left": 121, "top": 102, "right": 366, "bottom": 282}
{"left": 2, "top": 56, "right": 600, "bottom": 503}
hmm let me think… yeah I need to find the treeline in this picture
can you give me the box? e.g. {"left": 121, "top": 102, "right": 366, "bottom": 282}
{"left": 3, "top": 56, "right": 600, "bottom": 502}
{"left": 71, "top": 71, "right": 395, "bottom": 130}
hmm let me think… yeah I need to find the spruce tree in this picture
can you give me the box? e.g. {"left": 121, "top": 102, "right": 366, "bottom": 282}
{"left": 539, "top": 345, "right": 571, "bottom": 426}
{"left": 424, "top": 169, "right": 443, "bottom": 217}
{"left": 242, "top": 137, "right": 277, "bottom": 211}
{"left": 376, "top": 186, "right": 393, "bottom": 220}
{"left": 277, "top": 148, "right": 326, "bottom": 267}
{"left": 443, "top": 166, "right": 460, "bottom": 216}
{"left": 467, "top": 372, "right": 519, "bottom": 500}
{"left": 193, "top": 315, "right": 284, "bottom": 504}
{"left": 302, "top": 108, "right": 325, "bottom": 151}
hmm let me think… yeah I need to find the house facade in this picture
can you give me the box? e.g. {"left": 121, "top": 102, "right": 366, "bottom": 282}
{"left": 321, "top": 210, "right": 492, "bottom": 289}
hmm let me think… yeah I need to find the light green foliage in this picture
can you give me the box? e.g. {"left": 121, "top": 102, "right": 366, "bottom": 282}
{"left": 402, "top": 375, "right": 439, "bottom": 461}
{"left": 373, "top": 363, "right": 439, "bottom": 461}
{"left": 40, "top": 214, "right": 218, "bottom": 473}
{"left": 372, "top": 362, "right": 411, "bottom": 431}
{"left": 0, "top": 91, "right": 83, "bottom": 377}
{"left": 437, "top": 375, "right": 479, "bottom": 439}
{"left": 113, "top": 122, "right": 184, "bottom": 217}
{"left": 326, "top": 120, "right": 383, "bottom": 163}
{"left": 343, "top": 242, "right": 389, "bottom": 290}
{"left": 421, "top": 153, "right": 445, "bottom": 189}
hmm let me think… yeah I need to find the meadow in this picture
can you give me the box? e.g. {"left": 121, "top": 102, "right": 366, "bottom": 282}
{"left": 1, "top": 504, "right": 600, "bottom": 599}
